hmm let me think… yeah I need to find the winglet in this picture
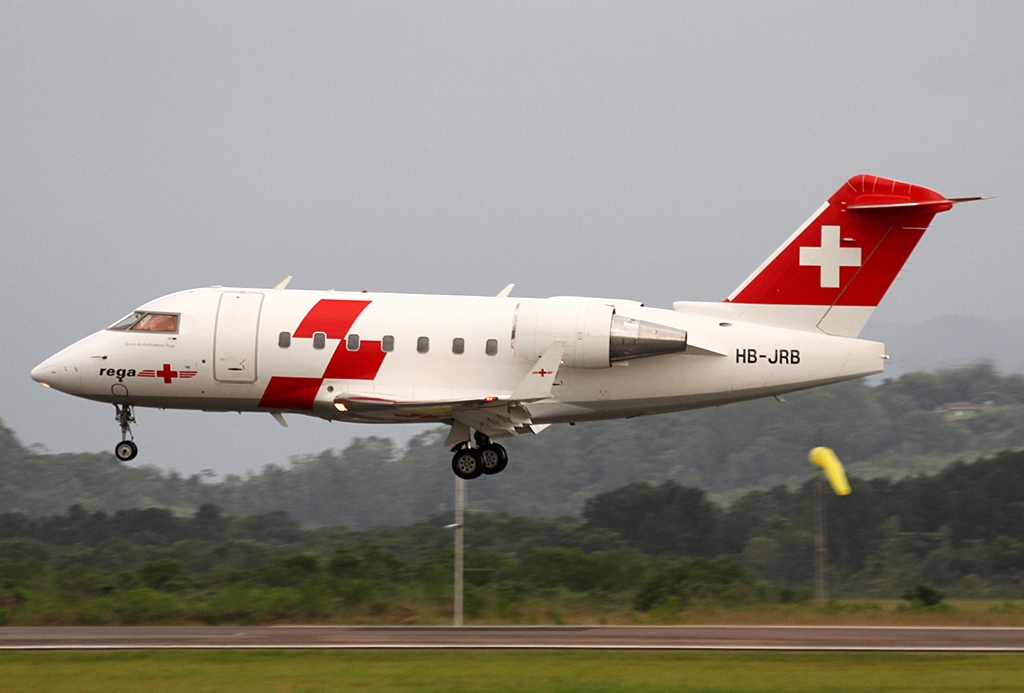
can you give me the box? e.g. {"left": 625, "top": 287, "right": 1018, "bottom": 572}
{"left": 511, "top": 341, "right": 563, "bottom": 401}
{"left": 496, "top": 283, "right": 515, "bottom": 298}
{"left": 274, "top": 276, "right": 293, "bottom": 290}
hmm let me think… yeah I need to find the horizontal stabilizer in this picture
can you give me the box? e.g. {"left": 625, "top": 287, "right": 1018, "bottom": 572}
{"left": 848, "top": 196, "right": 988, "bottom": 211}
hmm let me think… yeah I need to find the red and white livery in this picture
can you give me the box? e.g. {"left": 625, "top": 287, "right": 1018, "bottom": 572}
{"left": 32, "top": 175, "right": 980, "bottom": 478}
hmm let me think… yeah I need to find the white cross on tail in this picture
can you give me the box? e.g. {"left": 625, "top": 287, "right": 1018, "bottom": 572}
{"left": 799, "top": 226, "right": 861, "bottom": 288}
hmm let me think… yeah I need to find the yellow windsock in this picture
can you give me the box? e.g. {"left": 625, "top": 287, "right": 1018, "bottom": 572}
{"left": 808, "top": 446, "right": 851, "bottom": 496}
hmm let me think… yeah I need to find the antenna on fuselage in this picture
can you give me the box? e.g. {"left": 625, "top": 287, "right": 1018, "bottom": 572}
{"left": 273, "top": 276, "right": 293, "bottom": 290}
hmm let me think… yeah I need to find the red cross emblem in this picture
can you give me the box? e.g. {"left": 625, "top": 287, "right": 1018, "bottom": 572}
{"left": 156, "top": 363, "right": 179, "bottom": 384}
{"left": 533, "top": 368, "right": 554, "bottom": 377}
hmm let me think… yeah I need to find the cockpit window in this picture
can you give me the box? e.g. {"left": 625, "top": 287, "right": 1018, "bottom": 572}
{"left": 107, "top": 312, "right": 179, "bottom": 333}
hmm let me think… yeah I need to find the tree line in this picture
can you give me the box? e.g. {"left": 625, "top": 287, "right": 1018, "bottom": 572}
{"left": 0, "top": 502, "right": 765, "bottom": 625}
{"left": 3, "top": 447, "right": 1024, "bottom": 615}
{"left": 584, "top": 449, "right": 1024, "bottom": 596}
{"left": 3, "top": 364, "right": 1024, "bottom": 525}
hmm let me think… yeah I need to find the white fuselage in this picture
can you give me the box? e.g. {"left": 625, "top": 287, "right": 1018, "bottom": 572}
{"left": 32, "top": 287, "right": 885, "bottom": 429}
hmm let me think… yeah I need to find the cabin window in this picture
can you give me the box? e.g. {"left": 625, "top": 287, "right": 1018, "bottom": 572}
{"left": 452, "top": 338, "right": 465, "bottom": 354}
{"left": 279, "top": 331, "right": 291, "bottom": 348}
{"left": 381, "top": 335, "right": 394, "bottom": 352}
{"left": 417, "top": 336, "right": 430, "bottom": 353}
{"left": 485, "top": 339, "right": 498, "bottom": 356}
{"left": 347, "top": 334, "right": 360, "bottom": 352}
{"left": 313, "top": 332, "right": 326, "bottom": 349}
{"left": 107, "top": 312, "right": 179, "bottom": 333}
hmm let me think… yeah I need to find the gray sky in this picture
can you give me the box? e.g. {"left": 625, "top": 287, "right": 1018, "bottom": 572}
{"left": 2, "top": 1, "right": 1021, "bottom": 476}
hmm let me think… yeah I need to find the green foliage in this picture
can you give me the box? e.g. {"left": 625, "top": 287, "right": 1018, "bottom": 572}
{"left": 517, "top": 547, "right": 645, "bottom": 592}
{"left": 256, "top": 553, "right": 320, "bottom": 588}
{"left": 55, "top": 565, "right": 114, "bottom": 596}
{"left": 191, "top": 504, "right": 226, "bottom": 541}
{"left": 0, "top": 559, "right": 43, "bottom": 590}
{"left": 5, "top": 446, "right": 1024, "bottom": 609}
{"left": 583, "top": 482, "right": 721, "bottom": 556}
{"left": 336, "top": 579, "right": 373, "bottom": 606}
{"left": 0, "top": 538, "right": 48, "bottom": 563}
{"left": 113, "top": 588, "right": 181, "bottom": 624}
{"left": 4, "top": 365, "right": 1024, "bottom": 525}
{"left": 138, "top": 559, "right": 187, "bottom": 591}
{"left": 634, "top": 558, "right": 756, "bottom": 611}
{"left": 576, "top": 448, "right": 1024, "bottom": 596}
{"left": 5, "top": 443, "right": 1024, "bottom": 623}
{"left": 902, "top": 583, "right": 945, "bottom": 607}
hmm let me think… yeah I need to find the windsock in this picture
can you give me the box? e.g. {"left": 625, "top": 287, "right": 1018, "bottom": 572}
{"left": 808, "top": 446, "right": 851, "bottom": 496}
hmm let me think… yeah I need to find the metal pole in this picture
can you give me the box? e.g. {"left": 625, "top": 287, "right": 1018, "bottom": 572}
{"left": 454, "top": 475, "right": 465, "bottom": 627}
{"left": 814, "top": 474, "right": 828, "bottom": 606}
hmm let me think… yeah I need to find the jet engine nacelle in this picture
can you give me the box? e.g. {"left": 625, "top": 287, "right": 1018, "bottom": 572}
{"left": 512, "top": 300, "right": 689, "bottom": 368}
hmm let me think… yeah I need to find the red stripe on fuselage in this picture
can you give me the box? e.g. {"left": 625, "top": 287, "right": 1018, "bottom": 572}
{"left": 324, "top": 340, "right": 387, "bottom": 380}
{"left": 293, "top": 299, "right": 370, "bottom": 338}
{"left": 259, "top": 299, "right": 385, "bottom": 411}
{"left": 257, "top": 377, "right": 322, "bottom": 411}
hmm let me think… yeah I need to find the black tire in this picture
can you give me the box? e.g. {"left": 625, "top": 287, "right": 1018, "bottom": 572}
{"left": 479, "top": 443, "right": 508, "bottom": 475}
{"left": 452, "top": 448, "right": 484, "bottom": 479}
{"left": 115, "top": 440, "right": 138, "bottom": 461}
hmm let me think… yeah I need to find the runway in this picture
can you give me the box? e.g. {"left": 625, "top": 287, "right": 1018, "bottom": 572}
{"left": 2, "top": 625, "right": 1024, "bottom": 651}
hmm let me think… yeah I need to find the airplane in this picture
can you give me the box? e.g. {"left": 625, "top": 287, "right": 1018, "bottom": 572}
{"left": 32, "top": 174, "right": 982, "bottom": 479}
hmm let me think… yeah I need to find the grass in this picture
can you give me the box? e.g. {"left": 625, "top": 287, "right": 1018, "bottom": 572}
{"left": 0, "top": 650, "right": 1023, "bottom": 693}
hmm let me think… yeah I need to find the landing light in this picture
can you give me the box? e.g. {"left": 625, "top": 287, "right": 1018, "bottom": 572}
{"left": 334, "top": 402, "right": 348, "bottom": 412}
{"left": 39, "top": 382, "right": 51, "bottom": 388}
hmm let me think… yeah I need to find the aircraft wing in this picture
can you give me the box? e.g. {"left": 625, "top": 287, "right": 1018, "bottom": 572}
{"left": 333, "top": 393, "right": 550, "bottom": 438}
{"left": 333, "top": 343, "right": 565, "bottom": 439}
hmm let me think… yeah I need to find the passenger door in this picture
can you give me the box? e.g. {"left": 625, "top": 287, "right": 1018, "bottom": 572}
{"left": 214, "top": 292, "right": 264, "bottom": 383}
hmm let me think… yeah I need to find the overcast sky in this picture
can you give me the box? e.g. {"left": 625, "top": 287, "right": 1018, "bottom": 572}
{"left": 2, "top": 1, "right": 1021, "bottom": 476}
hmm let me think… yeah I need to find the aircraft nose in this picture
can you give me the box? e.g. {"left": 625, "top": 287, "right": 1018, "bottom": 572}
{"left": 31, "top": 357, "right": 82, "bottom": 393}
{"left": 30, "top": 361, "right": 50, "bottom": 384}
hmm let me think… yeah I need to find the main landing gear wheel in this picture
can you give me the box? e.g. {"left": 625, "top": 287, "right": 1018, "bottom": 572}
{"left": 479, "top": 443, "right": 508, "bottom": 475}
{"left": 452, "top": 447, "right": 484, "bottom": 480}
{"left": 115, "top": 440, "right": 138, "bottom": 461}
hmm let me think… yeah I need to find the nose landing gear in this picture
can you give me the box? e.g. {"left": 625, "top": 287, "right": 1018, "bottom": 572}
{"left": 450, "top": 432, "right": 508, "bottom": 480}
{"left": 113, "top": 404, "right": 138, "bottom": 461}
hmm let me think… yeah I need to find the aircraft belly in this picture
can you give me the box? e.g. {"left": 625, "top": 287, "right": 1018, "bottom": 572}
{"left": 81, "top": 394, "right": 262, "bottom": 413}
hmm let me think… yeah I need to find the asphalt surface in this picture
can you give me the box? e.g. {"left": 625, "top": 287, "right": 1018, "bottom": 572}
{"left": 2, "top": 625, "right": 1024, "bottom": 651}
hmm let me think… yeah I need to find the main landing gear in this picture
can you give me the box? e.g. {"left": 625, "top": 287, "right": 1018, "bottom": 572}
{"left": 113, "top": 404, "right": 138, "bottom": 461}
{"left": 451, "top": 432, "right": 508, "bottom": 480}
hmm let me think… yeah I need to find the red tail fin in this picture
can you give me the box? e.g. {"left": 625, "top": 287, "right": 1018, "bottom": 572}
{"left": 727, "top": 175, "right": 954, "bottom": 307}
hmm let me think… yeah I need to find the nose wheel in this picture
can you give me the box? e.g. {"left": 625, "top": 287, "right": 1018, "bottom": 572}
{"left": 115, "top": 440, "right": 138, "bottom": 461}
{"left": 114, "top": 404, "right": 139, "bottom": 461}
